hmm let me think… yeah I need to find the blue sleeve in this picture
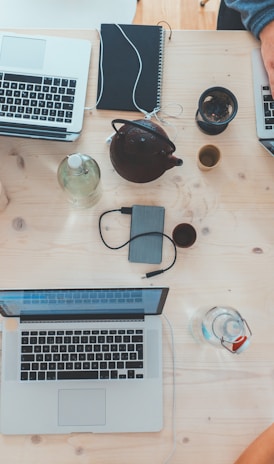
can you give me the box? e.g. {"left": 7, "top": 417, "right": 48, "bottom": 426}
{"left": 224, "top": 0, "right": 274, "bottom": 38}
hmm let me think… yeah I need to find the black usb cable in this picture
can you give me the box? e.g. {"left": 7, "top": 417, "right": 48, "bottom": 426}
{"left": 98, "top": 207, "right": 177, "bottom": 278}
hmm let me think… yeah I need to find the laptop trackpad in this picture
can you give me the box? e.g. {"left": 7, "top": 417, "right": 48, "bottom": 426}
{"left": 58, "top": 389, "right": 106, "bottom": 426}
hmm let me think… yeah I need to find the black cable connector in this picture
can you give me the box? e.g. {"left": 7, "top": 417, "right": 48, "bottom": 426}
{"left": 142, "top": 269, "right": 165, "bottom": 279}
{"left": 121, "top": 207, "right": 133, "bottom": 215}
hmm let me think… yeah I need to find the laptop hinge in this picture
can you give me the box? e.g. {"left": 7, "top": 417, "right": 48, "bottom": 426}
{"left": 19, "top": 313, "right": 145, "bottom": 323}
{"left": 0, "top": 121, "right": 69, "bottom": 140}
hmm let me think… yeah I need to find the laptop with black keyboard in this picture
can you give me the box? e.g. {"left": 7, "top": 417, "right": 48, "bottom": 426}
{"left": 252, "top": 47, "right": 274, "bottom": 156}
{"left": 0, "top": 287, "right": 169, "bottom": 434}
{"left": 0, "top": 32, "right": 91, "bottom": 141}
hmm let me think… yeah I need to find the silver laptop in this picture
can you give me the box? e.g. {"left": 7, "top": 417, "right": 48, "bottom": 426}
{"left": 0, "top": 287, "right": 169, "bottom": 434}
{"left": 0, "top": 32, "right": 91, "bottom": 141}
{"left": 252, "top": 47, "right": 274, "bottom": 156}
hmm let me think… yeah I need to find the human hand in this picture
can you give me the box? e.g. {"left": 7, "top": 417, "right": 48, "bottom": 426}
{"left": 260, "top": 21, "right": 274, "bottom": 98}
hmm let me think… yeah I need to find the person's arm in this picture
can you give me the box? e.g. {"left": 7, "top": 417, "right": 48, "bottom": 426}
{"left": 234, "top": 423, "right": 274, "bottom": 464}
{"left": 260, "top": 21, "right": 274, "bottom": 97}
{"left": 224, "top": 1, "right": 274, "bottom": 96}
{"left": 224, "top": 0, "right": 274, "bottom": 38}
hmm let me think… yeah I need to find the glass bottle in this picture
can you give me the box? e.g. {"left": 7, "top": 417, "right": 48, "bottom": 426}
{"left": 57, "top": 153, "right": 102, "bottom": 208}
{"left": 190, "top": 306, "right": 252, "bottom": 354}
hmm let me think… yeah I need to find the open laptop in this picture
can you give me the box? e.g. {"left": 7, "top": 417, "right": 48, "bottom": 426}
{"left": 252, "top": 47, "right": 274, "bottom": 156}
{"left": 0, "top": 287, "right": 169, "bottom": 435}
{"left": 0, "top": 32, "right": 91, "bottom": 141}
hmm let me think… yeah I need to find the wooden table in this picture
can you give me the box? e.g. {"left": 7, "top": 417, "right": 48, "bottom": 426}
{"left": 0, "top": 29, "right": 273, "bottom": 464}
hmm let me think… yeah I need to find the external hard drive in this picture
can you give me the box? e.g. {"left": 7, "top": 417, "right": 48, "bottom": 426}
{"left": 128, "top": 205, "right": 165, "bottom": 264}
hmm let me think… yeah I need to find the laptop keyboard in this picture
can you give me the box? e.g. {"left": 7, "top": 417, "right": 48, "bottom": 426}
{"left": 22, "top": 289, "right": 143, "bottom": 305}
{"left": 0, "top": 73, "right": 76, "bottom": 124}
{"left": 262, "top": 85, "right": 274, "bottom": 130}
{"left": 20, "top": 328, "right": 144, "bottom": 381}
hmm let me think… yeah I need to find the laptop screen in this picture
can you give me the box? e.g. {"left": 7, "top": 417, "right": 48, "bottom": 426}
{"left": 0, "top": 287, "right": 169, "bottom": 318}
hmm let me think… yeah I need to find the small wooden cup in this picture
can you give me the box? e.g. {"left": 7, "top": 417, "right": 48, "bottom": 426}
{"left": 197, "top": 144, "right": 221, "bottom": 171}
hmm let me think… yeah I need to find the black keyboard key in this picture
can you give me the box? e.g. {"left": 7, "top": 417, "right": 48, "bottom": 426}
{"left": 30, "top": 372, "right": 37, "bottom": 381}
{"left": 58, "top": 371, "right": 98, "bottom": 380}
{"left": 44, "top": 77, "right": 53, "bottom": 85}
{"left": 63, "top": 103, "right": 73, "bottom": 110}
{"left": 126, "top": 361, "right": 143, "bottom": 369}
{"left": 21, "top": 372, "right": 28, "bottom": 381}
{"left": 264, "top": 94, "right": 273, "bottom": 102}
{"left": 136, "top": 344, "right": 143, "bottom": 359}
{"left": 11, "top": 72, "right": 33, "bottom": 84}
{"left": 21, "top": 363, "right": 31, "bottom": 371}
{"left": 21, "top": 354, "right": 34, "bottom": 362}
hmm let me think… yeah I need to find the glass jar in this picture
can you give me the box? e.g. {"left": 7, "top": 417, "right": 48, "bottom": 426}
{"left": 57, "top": 153, "right": 102, "bottom": 208}
{"left": 190, "top": 306, "right": 252, "bottom": 354}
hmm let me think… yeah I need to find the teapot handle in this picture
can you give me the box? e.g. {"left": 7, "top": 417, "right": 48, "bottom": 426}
{"left": 111, "top": 118, "right": 176, "bottom": 153}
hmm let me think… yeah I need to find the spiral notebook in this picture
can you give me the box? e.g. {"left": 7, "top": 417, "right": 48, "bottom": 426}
{"left": 96, "top": 24, "right": 165, "bottom": 112}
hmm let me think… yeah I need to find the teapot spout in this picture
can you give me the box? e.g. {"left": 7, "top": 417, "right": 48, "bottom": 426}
{"left": 166, "top": 155, "right": 183, "bottom": 171}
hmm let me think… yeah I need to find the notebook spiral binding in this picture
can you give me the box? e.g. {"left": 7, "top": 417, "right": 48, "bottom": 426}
{"left": 157, "top": 27, "right": 165, "bottom": 110}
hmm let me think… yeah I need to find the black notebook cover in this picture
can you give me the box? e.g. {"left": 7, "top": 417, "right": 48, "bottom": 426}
{"left": 96, "top": 23, "right": 165, "bottom": 112}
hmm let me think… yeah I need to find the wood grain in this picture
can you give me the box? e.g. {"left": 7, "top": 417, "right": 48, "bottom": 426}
{"left": 134, "top": 0, "right": 220, "bottom": 30}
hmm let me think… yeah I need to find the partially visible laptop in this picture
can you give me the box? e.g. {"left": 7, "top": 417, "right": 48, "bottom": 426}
{"left": 0, "top": 287, "right": 169, "bottom": 434}
{"left": 0, "top": 32, "right": 91, "bottom": 141}
{"left": 252, "top": 47, "right": 274, "bottom": 156}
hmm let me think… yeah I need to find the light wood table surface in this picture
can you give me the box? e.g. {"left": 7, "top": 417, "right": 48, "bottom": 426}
{"left": 0, "top": 29, "right": 272, "bottom": 464}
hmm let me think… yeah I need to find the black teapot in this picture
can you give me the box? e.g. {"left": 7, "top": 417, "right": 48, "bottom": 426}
{"left": 109, "top": 119, "right": 183, "bottom": 183}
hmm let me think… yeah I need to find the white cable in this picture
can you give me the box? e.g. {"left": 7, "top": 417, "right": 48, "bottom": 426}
{"left": 85, "top": 24, "right": 183, "bottom": 147}
{"left": 114, "top": 24, "right": 150, "bottom": 117}
{"left": 85, "top": 29, "right": 104, "bottom": 111}
{"left": 163, "top": 314, "right": 177, "bottom": 464}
